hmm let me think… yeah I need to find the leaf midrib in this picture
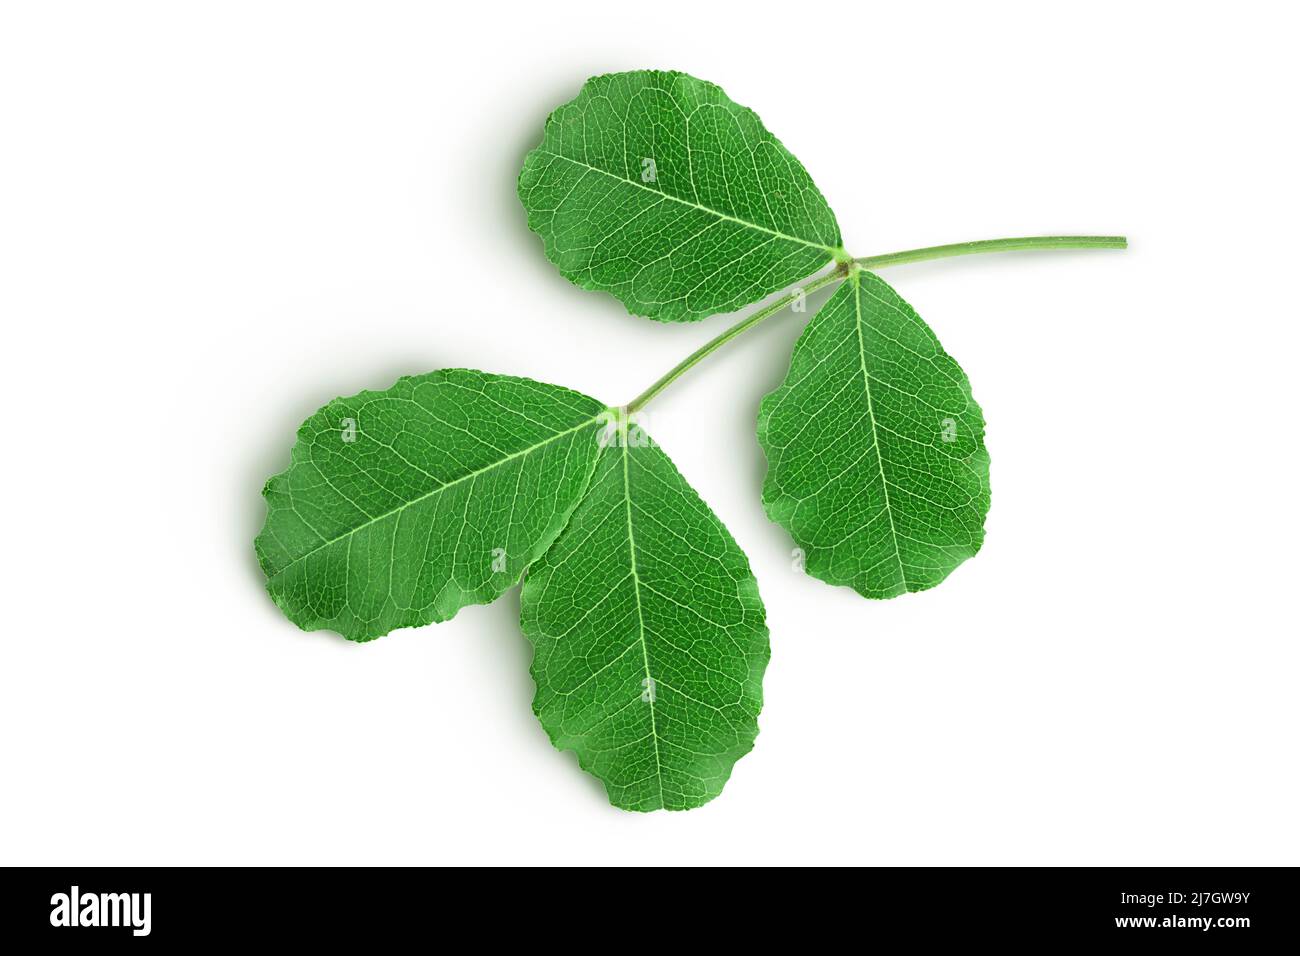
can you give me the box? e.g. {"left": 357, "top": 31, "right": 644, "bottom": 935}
{"left": 534, "top": 150, "right": 838, "bottom": 255}
{"left": 620, "top": 440, "right": 666, "bottom": 809}
{"left": 266, "top": 414, "right": 602, "bottom": 579}
{"left": 852, "top": 275, "right": 909, "bottom": 590}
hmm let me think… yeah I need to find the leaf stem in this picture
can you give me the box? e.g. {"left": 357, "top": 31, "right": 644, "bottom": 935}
{"left": 626, "top": 234, "right": 1126, "bottom": 411}
{"left": 625, "top": 272, "right": 842, "bottom": 413}
{"left": 855, "top": 235, "right": 1127, "bottom": 269}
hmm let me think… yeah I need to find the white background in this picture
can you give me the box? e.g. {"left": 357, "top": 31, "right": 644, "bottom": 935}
{"left": 2, "top": 1, "right": 1297, "bottom": 866}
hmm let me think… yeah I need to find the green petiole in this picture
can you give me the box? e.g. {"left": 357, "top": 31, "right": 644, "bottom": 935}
{"left": 625, "top": 235, "right": 1126, "bottom": 412}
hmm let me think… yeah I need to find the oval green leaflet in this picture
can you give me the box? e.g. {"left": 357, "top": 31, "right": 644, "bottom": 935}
{"left": 521, "top": 434, "right": 768, "bottom": 812}
{"left": 256, "top": 370, "right": 606, "bottom": 641}
{"left": 758, "top": 270, "right": 990, "bottom": 597}
{"left": 517, "top": 70, "right": 845, "bottom": 322}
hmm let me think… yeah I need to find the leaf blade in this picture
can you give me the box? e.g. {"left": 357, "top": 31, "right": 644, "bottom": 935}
{"left": 521, "top": 434, "right": 769, "bottom": 811}
{"left": 758, "top": 272, "right": 991, "bottom": 597}
{"left": 256, "top": 370, "right": 607, "bottom": 641}
{"left": 518, "top": 70, "right": 842, "bottom": 322}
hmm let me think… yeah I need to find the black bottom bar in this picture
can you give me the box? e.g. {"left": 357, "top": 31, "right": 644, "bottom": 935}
{"left": 0, "top": 866, "right": 1294, "bottom": 944}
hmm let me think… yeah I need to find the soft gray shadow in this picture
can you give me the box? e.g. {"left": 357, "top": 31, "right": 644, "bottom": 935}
{"left": 452, "top": 64, "right": 660, "bottom": 339}
{"left": 455, "top": 71, "right": 585, "bottom": 292}
{"left": 486, "top": 73, "right": 580, "bottom": 267}
{"left": 480, "top": 585, "right": 614, "bottom": 809}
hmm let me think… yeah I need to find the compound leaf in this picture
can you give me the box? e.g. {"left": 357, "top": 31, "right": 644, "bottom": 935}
{"left": 758, "top": 270, "right": 990, "bottom": 598}
{"left": 520, "top": 431, "right": 769, "bottom": 811}
{"left": 256, "top": 369, "right": 606, "bottom": 641}
{"left": 518, "top": 70, "right": 843, "bottom": 322}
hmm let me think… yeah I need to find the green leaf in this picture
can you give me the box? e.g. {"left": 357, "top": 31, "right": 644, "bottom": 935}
{"left": 255, "top": 370, "right": 606, "bottom": 641}
{"left": 518, "top": 70, "right": 843, "bottom": 323}
{"left": 757, "top": 270, "right": 991, "bottom": 598}
{"left": 520, "top": 431, "right": 769, "bottom": 811}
